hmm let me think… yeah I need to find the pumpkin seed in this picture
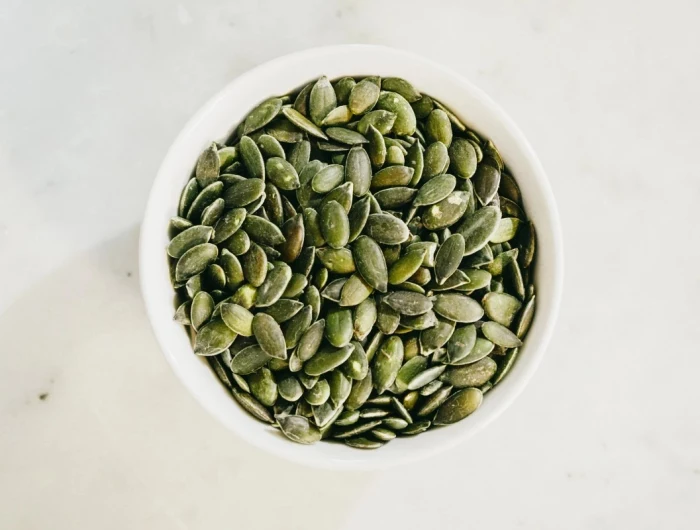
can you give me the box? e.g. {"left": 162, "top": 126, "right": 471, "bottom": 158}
{"left": 249, "top": 367, "right": 278, "bottom": 407}
{"left": 187, "top": 181, "right": 224, "bottom": 222}
{"left": 243, "top": 98, "right": 283, "bottom": 135}
{"left": 340, "top": 274, "right": 374, "bottom": 307}
{"left": 383, "top": 291, "right": 432, "bottom": 316}
{"left": 309, "top": 75, "right": 337, "bottom": 126}
{"left": 365, "top": 214, "right": 410, "bottom": 245}
{"left": 419, "top": 379, "right": 444, "bottom": 396}
{"left": 388, "top": 248, "right": 427, "bottom": 285}
{"left": 345, "top": 370, "right": 373, "bottom": 410}
{"left": 433, "top": 293, "right": 484, "bottom": 323}
{"left": 293, "top": 83, "right": 312, "bottom": 115}
{"left": 448, "top": 138, "right": 478, "bottom": 179}
{"left": 401, "top": 392, "right": 419, "bottom": 413}
{"left": 243, "top": 215, "right": 285, "bottom": 246}
{"left": 482, "top": 321, "right": 523, "bottom": 348}
{"left": 376, "top": 91, "right": 416, "bottom": 135}
{"left": 312, "top": 164, "right": 345, "bottom": 193}
{"left": 341, "top": 341, "right": 369, "bottom": 380}
{"left": 420, "top": 317, "right": 455, "bottom": 353}
{"left": 394, "top": 356, "right": 428, "bottom": 394}
{"left": 288, "top": 140, "right": 311, "bottom": 174}
{"left": 434, "top": 387, "right": 482, "bottom": 425}
{"left": 320, "top": 200, "right": 350, "bottom": 249}
{"left": 256, "top": 261, "right": 292, "bottom": 307}
{"left": 336, "top": 409, "right": 361, "bottom": 426}
{"left": 278, "top": 415, "right": 321, "bottom": 444}
{"left": 281, "top": 107, "right": 328, "bottom": 140}
{"left": 252, "top": 313, "right": 287, "bottom": 359}
{"left": 492, "top": 347, "right": 519, "bottom": 385}
{"left": 232, "top": 389, "right": 274, "bottom": 423}
{"left": 325, "top": 306, "right": 353, "bottom": 347}
{"left": 266, "top": 157, "right": 300, "bottom": 191}
{"left": 333, "top": 77, "right": 356, "bottom": 104}
{"left": 441, "top": 358, "right": 497, "bottom": 387}
{"left": 304, "top": 379, "right": 330, "bottom": 406}
{"left": 258, "top": 133, "right": 286, "bottom": 159}
{"left": 178, "top": 178, "right": 200, "bottom": 217}
{"left": 333, "top": 419, "right": 383, "bottom": 439}
{"left": 434, "top": 233, "right": 465, "bottom": 284}
{"left": 167, "top": 226, "right": 214, "bottom": 258}
{"left": 423, "top": 191, "right": 470, "bottom": 230}
{"left": 225, "top": 229, "right": 251, "bottom": 255}
{"left": 426, "top": 109, "right": 453, "bottom": 147}
{"left": 321, "top": 105, "right": 353, "bottom": 126}
{"left": 284, "top": 305, "right": 313, "bottom": 350}
{"left": 423, "top": 141, "right": 450, "bottom": 179}
{"left": 483, "top": 292, "right": 522, "bottom": 327}
{"left": 417, "top": 385, "right": 453, "bottom": 417}
{"left": 278, "top": 374, "right": 303, "bottom": 402}
{"left": 373, "top": 336, "right": 404, "bottom": 394}
{"left": 195, "top": 142, "right": 220, "bottom": 187}
{"left": 240, "top": 242, "right": 267, "bottom": 287}
{"left": 304, "top": 344, "right": 354, "bottom": 376}
{"left": 458, "top": 206, "right": 502, "bottom": 256}
{"left": 371, "top": 165, "right": 414, "bottom": 190}
{"left": 515, "top": 295, "right": 535, "bottom": 338}
{"left": 349, "top": 78, "right": 381, "bottom": 114}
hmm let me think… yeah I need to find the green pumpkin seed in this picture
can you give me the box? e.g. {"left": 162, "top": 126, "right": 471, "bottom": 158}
{"left": 419, "top": 379, "right": 443, "bottom": 396}
{"left": 190, "top": 291, "right": 214, "bottom": 331}
{"left": 243, "top": 215, "right": 285, "bottom": 246}
{"left": 472, "top": 164, "right": 501, "bottom": 206}
{"left": 492, "top": 347, "right": 519, "bottom": 385}
{"left": 457, "top": 205, "right": 501, "bottom": 256}
{"left": 340, "top": 274, "right": 374, "bottom": 307}
{"left": 340, "top": 341, "right": 368, "bottom": 380}
{"left": 324, "top": 306, "right": 352, "bottom": 347}
{"left": 482, "top": 321, "right": 523, "bottom": 348}
{"left": 264, "top": 157, "right": 299, "bottom": 191}
{"left": 238, "top": 136, "right": 265, "bottom": 180}
{"left": 304, "top": 344, "right": 354, "bottom": 376}
{"left": 365, "top": 214, "right": 410, "bottom": 245}
{"left": 251, "top": 313, "right": 286, "bottom": 359}
{"left": 459, "top": 268, "right": 490, "bottom": 290}
{"left": 366, "top": 124, "right": 387, "bottom": 168}
{"left": 240, "top": 243, "right": 267, "bottom": 287}
{"left": 430, "top": 269, "right": 470, "bottom": 292}
{"left": 376, "top": 91, "right": 416, "bottom": 135}
{"left": 304, "top": 379, "right": 330, "bottom": 406}
{"left": 360, "top": 408, "right": 389, "bottom": 419}
{"left": 243, "top": 98, "right": 283, "bottom": 135}
{"left": 375, "top": 301, "right": 400, "bottom": 334}
{"left": 394, "top": 356, "right": 428, "bottom": 393}
{"left": 392, "top": 397, "right": 414, "bottom": 424}
{"left": 434, "top": 233, "right": 466, "bottom": 285}
{"left": 417, "top": 385, "right": 453, "bottom": 417}
{"left": 433, "top": 293, "right": 483, "bottom": 323}
{"left": 333, "top": 419, "right": 383, "bottom": 439}
{"left": 230, "top": 284, "right": 257, "bottom": 308}
{"left": 420, "top": 317, "right": 455, "bottom": 353}
{"left": 229, "top": 343, "right": 271, "bottom": 375}
{"left": 349, "top": 78, "right": 381, "bottom": 114}
{"left": 309, "top": 75, "right": 337, "bottom": 126}
{"left": 490, "top": 218, "right": 521, "bottom": 244}
{"left": 204, "top": 263, "right": 226, "bottom": 290}
{"left": 212, "top": 208, "right": 246, "bottom": 244}
{"left": 223, "top": 178, "right": 265, "bottom": 208}
{"left": 401, "top": 310, "right": 437, "bottom": 330}
{"left": 174, "top": 300, "right": 192, "bottom": 325}
{"left": 381, "top": 77, "right": 421, "bottom": 102}
{"left": 344, "top": 146, "right": 372, "bottom": 197}
{"left": 320, "top": 181, "right": 353, "bottom": 213}
{"left": 311, "top": 164, "right": 343, "bottom": 193}
{"left": 374, "top": 187, "right": 416, "bottom": 209}
{"left": 258, "top": 133, "right": 286, "bottom": 159}
{"left": 279, "top": 214, "right": 304, "bottom": 264}
{"left": 175, "top": 243, "right": 218, "bottom": 283}
{"left": 200, "top": 198, "right": 225, "bottom": 226}
{"left": 483, "top": 292, "right": 522, "bottom": 327}
{"left": 336, "top": 409, "right": 360, "bottom": 427}
{"left": 288, "top": 140, "right": 311, "bottom": 174}
{"left": 411, "top": 94, "right": 434, "bottom": 119}
{"left": 425, "top": 109, "right": 453, "bottom": 147}
{"left": 357, "top": 110, "right": 397, "bottom": 135}
{"left": 170, "top": 216, "right": 192, "bottom": 231}
{"left": 278, "top": 374, "right": 303, "bottom": 402}
{"left": 352, "top": 235, "right": 389, "bottom": 292}
{"left": 299, "top": 373, "right": 319, "bottom": 390}
{"left": 293, "top": 83, "right": 312, "bottom": 115}
{"left": 382, "top": 417, "right": 409, "bottom": 430}
{"left": 383, "top": 291, "right": 432, "bottom": 316}
{"left": 293, "top": 246, "right": 315, "bottom": 278}
{"left": 515, "top": 295, "right": 535, "bottom": 338}
{"left": 385, "top": 145, "right": 405, "bottom": 166}
{"left": 302, "top": 208, "right": 325, "bottom": 247}
{"left": 399, "top": 420, "right": 429, "bottom": 435}
{"left": 232, "top": 389, "right": 274, "bottom": 423}
{"left": 313, "top": 267, "right": 329, "bottom": 289}
{"left": 264, "top": 183, "right": 285, "bottom": 227}
{"left": 371, "top": 165, "right": 414, "bottom": 190}
{"left": 193, "top": 319, "right": 237, "bottom": 356}
{"left": 388, "top": 249, "right": 427, "bottom": 285}
{"left": 405, "top": 241, "right": 438, "bottom": 268}
{"left": 333, "top": 77, "right": 355, "bottom": 104}
{"left": 449, "top": 138, "right": 478, "bottom": 179}
{"left": 423, "top": 141, "right": 450, "bottom": 179}
{"left": 445, "top": 324, "right": 477, "bottom": 363}
{"left": 281, "top": 107, "right": 327, "bottom": 140}
{"left": 328, "top": 370, "right": 352, "bottom": 407}
{"left": 284, "top": 305, "right": 313, "bottom": 349}
{"left": 219, "top": 303, "right": 253, "bottom": 336}
{"left": 195, "top": 142, "right": 220, "bottom": 187}
{"left": 433, "top": 387, "right": 482, "bottom": 425}
{"left": 256, "top": 261, "right": 292, "bottom": 307}
{"left": 167, "top": 225, "right": 214, "bottom": 259}
{"left": 413, "top": 174, "right": 455, "bottom": 208}
{"left": 178, "top": 178, "right": 200, "bottom": 217}
{"left": 321, "top": 105, "right": 353, "bottom": 126}
{"left": 294, "top": 318, "right": 325, "bottom": 362}
{"left": 187, "top": 181, "right": 224, "bottom": 222}
{"left": 282, "top": 273, "right": 307, "bottom": 298}
{"left": 278, "top": 415, "right": 322, "bottom": 444}
{"left": 314, "top": 248, "right": 353, "bottom": 276}
{"left": 441, "top": 358, "right": 497, "bottom": 387}
{"left": 351, "top": 298, "right": 376, "bottom": 342}
{"left": 373, "top": 336, "right": 404, "bottom": 394}
{"left": 422, "top": 191, "right": 470, "bottom": 230}
{"left": 406, "top": 364, "right": 446, "bottom": 391}
{"left": 248, "top": 367, "right": 277, "bottom": 407}
{"left": 225, "top": 229, "right": 251, "bottom": 255}
{"left": 320, "top": 200, "right": 350, "bottom": 249}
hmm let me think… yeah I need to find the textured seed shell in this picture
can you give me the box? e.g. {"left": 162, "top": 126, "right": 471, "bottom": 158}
{"left": 458, "top": 206, "right": 502, "bottom": 256}
{"left": 190, "top": 291, "right": 214, "bottom": 331}
{"left": 383, "top": 291, "right": 433, "bottom": 316}
{"left": 167, "top": 225, "right": 214, "bottom": 258}
{"left": 220, "top": 303, "right": 254, "bottom": 336}
{"left": 441, "top": 358, "right": 497, "bottom": 387}
{"left": 482, "top": 321, "right": 523, "bottom": 348}
{"left": 304, "top": 344, "right": 354, "bottom": 376}
{"left": 394, "top": 356, "right": 428, "bottom": 394}
{"left": 490, "top": 218, "right": 521, "bottom": 244}
{"left": 278, "top": 375, "right": 304, "bottom": 402}
{"left": 187, "top": 181, "right": 224, "bottom": 222}
{"left": 309, "top": 75, "right": 338, "bottom": 126}
{"left": 256, "top": 261, "right": 292, "bottom": 307}
{"left": 449, "top": 138, "right": 478, "bottom": 179}
{"left": 345, "top": 146, "right": 372, "bottom": 197}
{"left": 252, "top": 313, "right": 287, "bottom": 359}
{"left": 320, "top": 201, "right": 350, "bottom": 249}
{"left": 446, "top": 324, "right": 477, "bottom": 363}
{"left": 340, "top": 274, "right": 374, "bottom": 307}
{"left": 212, "top": 208, "right": 246, "bottom": 244}
{"left": 371, "top": 165, "right": 414, "bottom": 189}
{"left": 414, "top": 174, "right": 456, "bottom": 207}
{"left": 281, "top": 107, "right": 328, "bottom": 140}
{"left": 296, "top": 319, "right": 326, "bottom": 362}
{"left": 239, "top": 136, "right": 265, "bottom": 180}
{"left": 422, "top": 191, "right": 470, "bottom": 230}
{"left": 433, "top": 387, "right": 483, "bottom": 425}
{"left": 284, "top": 305, "right": 313, "bottom": 349}
{"left": 366, "top": 124, "right": 387, "bottom": 168}
{"left": 266, "top": 157, "right": 300, "bottom": 190}
{"left": 312, "top": 164, "right": 345, "bottom": 193}
{"left": 178, "top": 178, "right": 200, "bottom": 217}
{"left": 321, "top": 105, "right": 353, "bottom": 126}
{"left": 423, "top": 141, "right": 450, "bottom": 178}
{"left": 388, "top": 249, "right": 427, "bottom": 285}
{"left": 243, "top": 215, "right": 286, "bottom": 246}
{"left": 248, "top": 367, "right": 278, "bottom": 407}
{"left": 381, "top": 77, "right": 421, "bottom": 102}
{"left": 278, "top": 415, "right": 322, "bottom": 444}
{"left": 515, "top": 295, "right": 536, "bottom": 338}
{"left": 373, "top": 336, "right": 404, "bottom": 394}
{"left": 375, "top": 91, "right": 416, "bottom": 135}
{"left": 349, "top": 79, "right": 381, "bottom": 114}
{"left": 357, "top": 110, "right": 397, "bottom": 135}
{"left": 243, "top": 98, "right": 283, "bottom": 135}
{"left": 483, "top": 292, "right": 523, "bottom": 327}
{"left": 473, "top": 164, "right": 501, "bottom": 205}
{"left": 345, "top": 371, "right": 373, "bottom": 410}
{"left": 193, "top": 319, "right": 237, "bottom": 356}
{"left": 195, "top": 142, "right": 220, "bottom": 187}
{"left": 433, "top": 293, "right": 484, "bottom": 323}
{"left": 365, "top": 214, "right": 410, "bottom": 245}
{"left": 280, "top": 214, "right": 305, "bottom": 263}
{"left": 425, "top": 109, "right": 453, "bottom": 147}
{"left": 435, "top": 233, "right": 466, "bottom": 285}
{"left": 175, "top": 243, "right": 218, "bottom": 282}
{"left": 374, "top": 187, "right": 416, "bottom": 209}
{"left": 420, "top": 317, "right": 456, "bottom": 353}
{"left": 232, "top": 389, "right": 274, "bottom": 423}
{"left": 352, "top": 236, "right": 388, "bottom": 293}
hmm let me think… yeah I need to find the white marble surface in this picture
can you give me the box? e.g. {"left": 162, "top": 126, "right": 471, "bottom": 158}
{"left": 1, "top": 0, "right": 699, "bottom": 528}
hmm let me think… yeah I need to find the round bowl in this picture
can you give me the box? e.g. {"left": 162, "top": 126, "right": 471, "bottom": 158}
{"left": 140, "top": 44, "right": 563, "bottom": 470}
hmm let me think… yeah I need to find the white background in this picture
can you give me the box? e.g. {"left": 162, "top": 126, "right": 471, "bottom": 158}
{"left": 1, "top": 0, "right": 699, "bottom": 528}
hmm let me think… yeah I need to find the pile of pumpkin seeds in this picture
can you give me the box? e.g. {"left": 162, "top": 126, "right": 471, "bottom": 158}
{"left": 168, "top": 75, "right": 536, "bottom": 449}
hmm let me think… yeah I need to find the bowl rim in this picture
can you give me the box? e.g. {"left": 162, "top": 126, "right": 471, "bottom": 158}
{"left": 139, "top": 44, "right": 564, "bottom": 470}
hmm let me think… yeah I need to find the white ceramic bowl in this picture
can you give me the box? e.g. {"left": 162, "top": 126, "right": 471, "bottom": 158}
{"left": 140, "top": 44, "right": 563, "bottom": 470}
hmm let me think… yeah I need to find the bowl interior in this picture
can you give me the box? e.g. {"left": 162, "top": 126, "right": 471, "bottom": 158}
{"left": 140, "top": 45, "right": 563, "bottom": 470}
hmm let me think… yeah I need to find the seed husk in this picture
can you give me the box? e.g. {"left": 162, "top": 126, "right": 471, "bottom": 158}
{"left": 349, "top": 78, "right": 381, "bottom": 114}
{"left": 423, "top": 141, "right": 449, "bottom": 179}
{"left": 394, "top": 356, "right": 428, "bottom": 394}
{"left": 251, "top": 313, "right": 287, "bottom": 359}
{"left": 388, "top": 248, "right": 427, "bottom": 285}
